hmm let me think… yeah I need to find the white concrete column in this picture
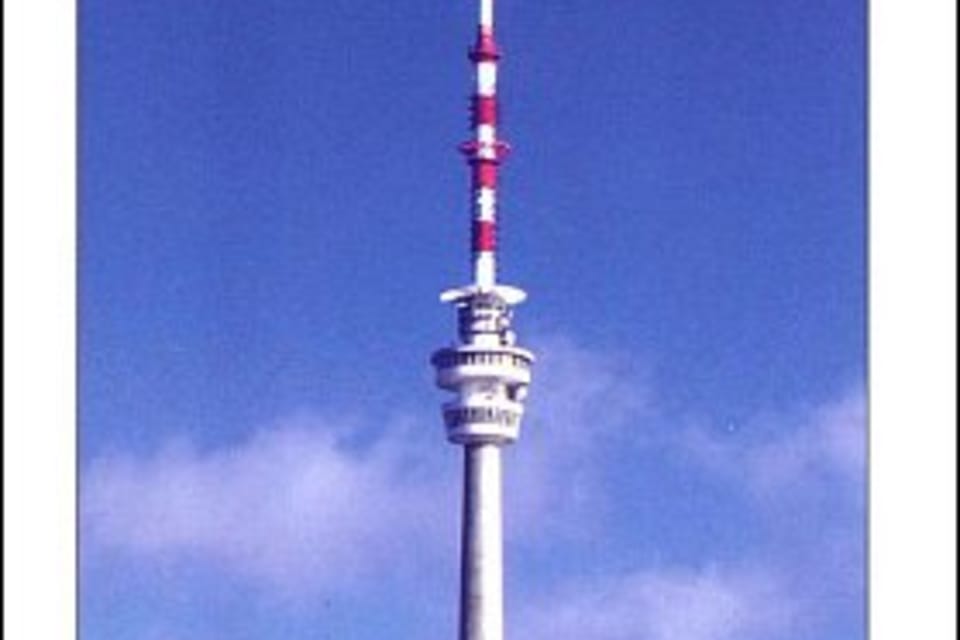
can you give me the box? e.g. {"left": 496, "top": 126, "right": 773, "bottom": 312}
{"left": 459, "top": 443, "right": 505, "bottom": 640}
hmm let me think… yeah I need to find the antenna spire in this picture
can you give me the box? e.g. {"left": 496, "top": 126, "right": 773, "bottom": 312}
{"left": 460, "top": 0, "right": 507, "bottom": 289}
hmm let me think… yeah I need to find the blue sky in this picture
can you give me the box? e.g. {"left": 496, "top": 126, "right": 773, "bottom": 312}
{"left": 80, "top": 1, "right": 866, "bottom": 639}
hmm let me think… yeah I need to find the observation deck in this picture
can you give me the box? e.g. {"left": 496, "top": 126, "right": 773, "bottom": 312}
{"left": 431, "top": 344, "right": 533, "bottom": 444}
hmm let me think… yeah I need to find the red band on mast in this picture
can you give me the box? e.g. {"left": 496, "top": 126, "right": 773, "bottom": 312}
{"left": 473, "top": 96, "right": 498, "bottom": 126}
{"left": 472, "top": 220, "right": 497, "bottom": 252}
{"left": 470, "top": 27, "right": 500, "bottom": 62}
{"left": 473, "top": 161, "right": 498, "bottom": 189}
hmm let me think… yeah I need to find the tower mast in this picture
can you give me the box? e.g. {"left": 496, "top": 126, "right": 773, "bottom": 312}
{"left": 430, "top": 2, "right": 534, "bottom": 640}
{"left": 461, "top": 0, "right": 507, "bottom": 290}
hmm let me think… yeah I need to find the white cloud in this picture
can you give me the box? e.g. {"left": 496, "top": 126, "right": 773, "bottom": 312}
{"left": 678, "top": 386, "right": 866, "bottom": 498}
{"left": 673, "top": 386, "right": 867, "bottom": 630}
{"left": 750, "top": 388, "right": 865, "bottom": 495}
{"left": 81, "top": 337, "right": 655, "bottom": 593}
{"left": 81, "top": 337, "right": 865, "bottom": 638}
{"left": 505, "top": 334, "right": 653, "bottom": 540}
{"left": 82, "top": 417, "right": 457, "bottom": 594}
{"left": 508, "top": 384, "right": 866, "bottom": 639}
{"left": 513, "top": 566, "right": 795, "bottom": 640}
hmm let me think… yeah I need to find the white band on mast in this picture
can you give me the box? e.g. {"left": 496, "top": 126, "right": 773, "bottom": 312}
{"left": 480, "top": 0, "right": 494, "bottom": 28}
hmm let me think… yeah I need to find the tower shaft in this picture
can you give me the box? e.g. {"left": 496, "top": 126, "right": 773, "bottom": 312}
{"left": 459, "top": 444, "right": 504, "bottom": 640}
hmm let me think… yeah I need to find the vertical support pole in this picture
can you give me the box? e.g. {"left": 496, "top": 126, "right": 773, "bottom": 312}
{"left": 459, "top": 443, "right": 505, "bottom": 640}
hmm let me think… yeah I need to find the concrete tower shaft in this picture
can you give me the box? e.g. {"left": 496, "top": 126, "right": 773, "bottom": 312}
{"left": 459, "top": 443, "right": 504, "bottom": 640}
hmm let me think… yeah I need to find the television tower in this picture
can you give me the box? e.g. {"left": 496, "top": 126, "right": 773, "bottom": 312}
{"left": 430, "top": 2, "right": 534, "bottom": 640}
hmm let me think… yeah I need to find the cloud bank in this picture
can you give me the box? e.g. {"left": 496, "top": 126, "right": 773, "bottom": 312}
{"left": 82, "top": 337, "right": 653, "bottom": 593}
{"left": 82, "top": 418, "right": 454, "bottom": 593}
{"left": 82, "top": 337, "right": 865, "bottom": 638}
{"left": 514, "top": 566, "right": 794, "bottom": 640}
{"left": 677, "top": 385, "right": 866, "bottom": 499}
{"left": 674, "top": 386, "right": 867, "bottom": 631}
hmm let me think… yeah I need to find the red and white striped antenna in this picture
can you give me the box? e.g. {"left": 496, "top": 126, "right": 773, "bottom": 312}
{"left": 443, "top": 0, "right": 525, "bottom": 309}
{"left": 460, "top": 0, "right": 508, "bottom": 290}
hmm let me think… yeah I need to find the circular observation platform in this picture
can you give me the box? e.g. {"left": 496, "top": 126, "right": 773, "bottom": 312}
{"left": 431, "top": 345, "right": 534, "bottom": 444}
{"left": 441, "top": 398, "right": 525, "bottom": 444}
{"left": 430, "top": 345, "right": 534, "bottom": 391}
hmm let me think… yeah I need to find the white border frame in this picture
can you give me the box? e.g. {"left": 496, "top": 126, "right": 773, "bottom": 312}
{"left": 4, "top": 1, "right": 77, "bottom": 638}
{"left": 3, "top": 0, "right": 957, "bottom": 638}
{"left": 870, "top": 0, "right": 957, "bottom": 638}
